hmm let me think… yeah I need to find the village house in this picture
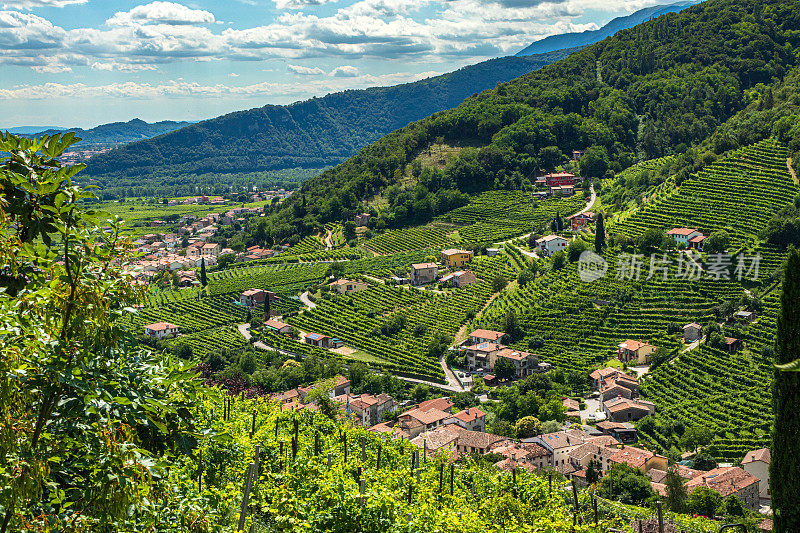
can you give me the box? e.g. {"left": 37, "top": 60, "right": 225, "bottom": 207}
{"left": 544, "top": 172, "right": 577, "bottom": 187}
{"left": 410, "top": 262, "right": 438, "bottom": 285}
{"left": 350, "top": 393, "right": 397, "bottom": 427}
{"left": 495, "top": 347, "right": 537, "bottom": 379}
{"left": 464, "top": 342, "right": 501, "bottom": 372}
{"left": 440, "top": 270, "right": 477, "bottom": 288}
{"left": 143, "top": 322, "right": 179, "bottom": 339}
{"left": 264, "top": 319, "right": 292, "bottom": 335}
{"left": 686, "top": 467, "right": 760, "bottom": 511}
{"left": 535, "top": 235, "right": 569, "bottom": 257}
{"left": 186, "top": 244, "right": 202, "bottom": 258}
{"left": 417, "top": 397, "right": 454, "bottom": 412}
{"left": 609, "top": 445, "right": 668, "bottom": 474}
{"left": 490, "top": 441, "right": 552, "bottom": 470}
{"left": 468, "top": 329, "right": 505, "bottom": 345}
{"left": 568, "top": 442, "right": 620, "bottom": 474}
{"left": 442, "top": 425, "right": 509, "bottom": 456}
{"left": 411, "top": 429, "right": 459, "bottom": 460}
{"left": 683, "top": 322, "right": 703, "bottom": 343}
{"left": 446, "top": 407, "right": 486, "bottom": 432}
{"left": 201, "top": 242, "right": 221, "bottom": 257}
{"left": 398, "top": 407, "right": 452, "bottom": 437}
{"left": 329, "top": 278, "right": 369, "bottom": 294}
{"left": 526, "top": 430, "right": 587, "bottom": 469}
{"left": 602, "top": 397, "right": 655, "bottom": 423}
{"left": 240, "top": 288, "right": 268, "bottom": 307}
{"left": 440, "top": 248, "right": 473, "bottom": 268}
{"left": 563, "top": 398, "right": 581, "bottom": 419}
{"left": 590, "top": 368, "right": 639, "bottom": 401}
{"left": 595, "top": 421, "right": 637, "bottom": 443}
{"left": 567, "top": 211, "right": 595, "bottom": 231}
{"left": 741, "top": 448, "right": 771, "bottom": 500}
{"left": 617, "top": 339, "right": 655, "bottom": 364}
{"left": 667, "top": 227, "right": 703, "bottom": 246}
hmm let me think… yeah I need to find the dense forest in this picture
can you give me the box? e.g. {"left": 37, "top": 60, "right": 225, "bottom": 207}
{"left": 84, "top": 49, "right": 576, "bottom": 183}
{"left": 253, "top": 0, "right": 800, "bottom": 242}
{"left": 515, "top": 0, "right": 697, "bottom": 56}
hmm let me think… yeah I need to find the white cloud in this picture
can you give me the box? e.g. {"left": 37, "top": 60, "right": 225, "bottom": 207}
{"left": 330, "top": 65, "right": 357, "bottom": 77}
{"left": 2, "top": 0, "right": 86, "bottom": 8}
{"left": 91, "top": 61, "right": 157, "bottom": 72}
{"left": 107, "top": 2, "right": 215, "bottom": 27}
{"left": 274, "top": 0, "right": 337, "bottom": 10}
{"left": 32, "top": 64, "right": 70, "bottom": 72}
{"left": 288, "top": 64, "right": 325, "bottom": 75}
{"left": 0, "top": 71, "right": 442, "bottom": 100}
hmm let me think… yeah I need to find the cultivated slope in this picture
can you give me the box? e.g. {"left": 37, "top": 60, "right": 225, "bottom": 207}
{"left": 85, "top": 49, "right": 576, "bottom": 180}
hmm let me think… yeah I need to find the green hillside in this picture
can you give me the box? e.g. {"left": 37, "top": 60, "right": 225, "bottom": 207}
{"left": 259, "top": 0, "right": 800, "bottom": 239}
{"left": 83, "top": 49, "right": 576, "bottom": 190}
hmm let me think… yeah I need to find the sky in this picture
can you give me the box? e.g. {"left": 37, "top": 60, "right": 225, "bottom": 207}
{"left": 0, "top": 0, "right": 669, "bottom": 128}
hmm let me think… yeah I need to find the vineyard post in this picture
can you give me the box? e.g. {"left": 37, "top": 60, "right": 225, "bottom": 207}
{"left": 592, "top": 495, "right": 598, "bottom": 526}
{"left": 571, "top": 480, "right": 579, "bottom": 525}
{"left": 549, "top": 473, "right": 552, "bottom": 496}
{"left": 236, "top": 462, "right": 255, "bottom": 532}
{"left": 638, "top": 520, "right": 643, "bottom": 533}
{"left": 293, "top": 419, "right": 299, "bottom": 446}
{"left": 279, "top": 440, "right": 284, "bottom": 472}
{"left": 253, "top": 445, "right": 260, "bottom": 484}
{"left": 291, "top": 434, "right": 297, "bottom": 460}
{"left": 656, "top": 501, "right": 664, "bottom": 533}
{"left": 344, "top": 432, "right": 348, "bottom": 463}
{"left": 423, "top": 441, "right": 427, "bottom": 462}
{"left": 450, "top": 464, "right": 454, "bottom": 496}
{"left": 512, "top": 466, "right": 517, "bottom": 498}
{"left": 274, "top": 417, "right": 279, "bottom": 439}
{"left": 358, "top": 479, "right": 366, "bottom": 506}
{"left": 327, "top": 453, "right": 332, "bottom": 470}
{"left": 198, "top": 449, "right": 203, "bottom": 493}
{"left": 407, "top": 483, "right": 413, "bottom": 504}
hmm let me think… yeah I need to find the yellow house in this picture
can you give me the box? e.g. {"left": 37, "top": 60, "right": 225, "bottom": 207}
{"left": 441, "top": 248, "right": 473, "bottom": 268}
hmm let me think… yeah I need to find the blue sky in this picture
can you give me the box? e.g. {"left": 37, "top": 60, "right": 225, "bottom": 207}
{"left": 0, "top": 0, "right": 665, "bottom": 128}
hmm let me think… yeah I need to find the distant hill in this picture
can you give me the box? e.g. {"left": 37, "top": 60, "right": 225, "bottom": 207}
{"left": 4, "top": 126, "right": 64, "bottom": 134}
{"left": 85, "top": 48, "right": 578, "bottom": 181}
{"left": 515, "top": 1, "right": 700, "bottom": 56}
{"left": 18, "top": 119, "right": 192, "bottom": 150}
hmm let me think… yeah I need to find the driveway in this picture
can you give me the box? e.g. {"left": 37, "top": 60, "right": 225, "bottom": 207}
{"left": 299, "top": 291, "right": 316, "bottom": 309}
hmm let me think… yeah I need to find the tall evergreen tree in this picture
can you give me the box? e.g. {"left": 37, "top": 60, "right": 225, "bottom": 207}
{"left": 664, "top": 466, "right": 688, "bottom": 512}
{"left": 595, "top": 213, "right": 606, "bottom": 253}
{"left": 771, "top": 247, "right": 800, "bottom": 532}
{"left": 200, "top": 257, "right": 207, "bottom": 287}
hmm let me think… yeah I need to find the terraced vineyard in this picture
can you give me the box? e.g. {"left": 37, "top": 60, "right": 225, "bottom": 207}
{"left": 363, "top": 223, "right": 454, "bottom": 255}
{"left": 125, "top": 294, "right": 248, "bottom": 334}
{"left": 166, "top": 325, "right": 249, "bottom": 357}
{"left": 610, "top": 139, "right": 798, "bottom": 246}
{"left": 208, "top": 262, "right": 328, "bottom": 297}
{"left": 286, "top": 234, "right": 327, "bottom": 255}
{"left": 442, "top": 191, "right": 586, "bottom": 245}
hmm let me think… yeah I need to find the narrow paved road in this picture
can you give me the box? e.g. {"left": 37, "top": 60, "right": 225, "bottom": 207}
{"left": 439, "top": 354, "right": 465, "bottom": 391}
{"left": 299, "top": 291, "right": 316, "bottom": 309}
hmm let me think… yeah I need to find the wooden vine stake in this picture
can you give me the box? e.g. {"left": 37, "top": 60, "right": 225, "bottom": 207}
{"left": 512, "top": 466, "right": 517, "bottom": 498}
{"left": 197, "top": 449, "right": 203, "bottom": 493}
{"left": 449, "top": 464, "right": 454, "bottom": 496}
{"left": 236, "top": 462, "right": 256, "bottom": 532}
{"left": 314, "top": 430, "right": 320, "bottom": 456}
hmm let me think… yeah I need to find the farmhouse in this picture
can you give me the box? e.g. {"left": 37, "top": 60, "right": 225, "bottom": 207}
{"left": 143, "top": 322, "right": 179, "bottom": 339}
{"left": 441, "top": 270, "right": 477, "bottom": 288}
{"left": 590, "top": 368, "right": 639, "bottom": 403}
{"left": 688, "top": 234, "right": 707, "bottom": 251}
{"left": 329, "top": 278, "right": 368, "bottom": 294}
{"left": 354, "top": 213, "right": 372, "bottom": 227}
{"left": 441, "top": 248, "right": 473, "bottom": 268}
{"left": 544, "top": 172, "right": 576, "bottom": 187}
{"left": 535, "top": 235, "right": 568, "bottom": 257}
{"left": 686, "top": 467, "right": 760, "bottom": 511}
{"left": 617, "top": 339, "right": 655, "bottom": 364}
{"left": 464, "top": 342, "right": 501, "bottom": 372}
{"left": 264, "top": 319, "right": 291, "bottom": 335}
{"left": 741, "top": 447, "right": 771, "bottom": 500}
{"left": 567, "top": 211, "right": 595, "bottom": 231}
{"left": 667, "top": 227, "right": 703, "bottom": 246}
{"left": 410, "top": 262, "right": 438, "bottom": 285}
{"left": 186, "top": 244, "right": 202, "bottom": 258}
{"left": 468, "top": 329, "right": 505, "bottom": 344}
{"left": 683, "top": 322, "right": 703, "bottom": 343}
{"left": 240, "top": 288, "right": 267, "bottom": 307}
{"left": 304, "top": 332, "right": 334, "bottom": 348}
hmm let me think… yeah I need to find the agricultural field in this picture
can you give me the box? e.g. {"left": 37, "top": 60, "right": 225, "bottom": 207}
{"left": 610, "top": 139, "right": 798, "bottom": 247}
{"left": 363, "top": 223, "right": 454, "bottom": 255}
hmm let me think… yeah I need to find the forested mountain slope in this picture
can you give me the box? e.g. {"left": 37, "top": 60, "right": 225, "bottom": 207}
{"left": 84, "top": 49, "right": 576, "bottom": 181}
{"left": 17, "top": 118, "right": 192, "bottom": 149}
{"left": 515, "top": 1, "right": 698, "bottom": 56}
{"left": 261, "top": 0, "right": 800, "bottom": 240}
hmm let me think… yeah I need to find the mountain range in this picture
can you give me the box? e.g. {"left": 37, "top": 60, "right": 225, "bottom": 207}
{"left": 11, "top": 119, "right": 192, "bottom": 150}
{"left": 515, "top": 0, "right": 701, "bottom": 56}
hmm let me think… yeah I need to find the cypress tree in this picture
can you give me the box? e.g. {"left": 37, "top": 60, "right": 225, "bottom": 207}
{"left": 771, "top": 247, "right": 800, "bottom": 532}
{"left": 595, "top": 213, "right": 606, "bottom": 253}
{"left": 664, "top": 466, "right": 687, "bottom": 512}
{"left": 200, "top": 257, "right": 207, "bottom": 287}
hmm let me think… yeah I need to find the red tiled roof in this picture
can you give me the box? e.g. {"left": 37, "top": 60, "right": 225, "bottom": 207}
{"left": 418, "top": 397, "right": 453, "bottom": 413}
{"left": 667, "top": 227, "right": 699, "bottom": 236}
{"left": 742, "top": 448, "right": 770, "bottom": 464}
{"left": 144, "top": 322, "right": 178, "bottom": 331}
{"left": 496, "top": 348, "right": 530, "bottom": 361}
{"left": 686, "top": 467, "right": 759, "bottom": 498}
{"left": 454, "top": 407, "right": 485, "bottom": 422}
{"left": 411, "top": 262, "right": 437, "bottom": 269}
{"left": 468, "top": 329, "right": 505, "bottom": 341}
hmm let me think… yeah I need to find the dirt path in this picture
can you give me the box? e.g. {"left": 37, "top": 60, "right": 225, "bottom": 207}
{"left": 788, "top": 158, "right": 798, "bottom": 185}
{"left": 324, "top": 228, "right": 333, "bottom": 249}
{"left": 453, "top": 289, "right": 504, "bottom": 344}
{"left": 299, "top": 291, "right": 316, "bottom": 309}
